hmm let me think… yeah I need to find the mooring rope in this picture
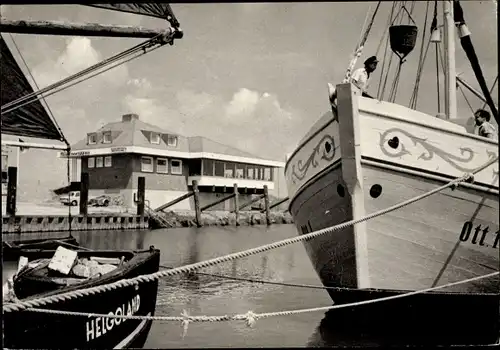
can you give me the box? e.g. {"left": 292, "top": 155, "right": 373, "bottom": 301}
{"left": 22, "top": 271, "right": 499, "bottom": 338}
{"left": 4, "top": 154, "right": 497, "bottom": 313}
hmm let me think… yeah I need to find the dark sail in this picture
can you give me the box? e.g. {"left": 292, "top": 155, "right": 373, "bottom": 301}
{"left": 454, "top": 0, "right": 498, "bottom": 123}
{"left": 0, "top": 36, "right": 64, "bottom": 141}
{"left": 85, "top": 4, "right": 180, "bottom": 28}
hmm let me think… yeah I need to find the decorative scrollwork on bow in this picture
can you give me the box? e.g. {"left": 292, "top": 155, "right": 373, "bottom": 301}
{"left": 379, "top": 128, "right": 498, "bottom": 175}
{"left": 290, "top": 135, "right": 336, "bottom": 183}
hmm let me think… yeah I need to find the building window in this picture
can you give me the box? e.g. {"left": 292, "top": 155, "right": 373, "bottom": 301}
{"left": 141, "top": 156, "right": 153, "bottom": 172}
{"left": 104, "top": 156, "right": 112, "bottom": 167}
{"left": 214, "top": 161, "right": 224, "bottom": 177}
{"left": 150, "top": 132, "right": 160, "bottom": 144}
{"left": 189, "top": 159, "right": 202, "bottom": 176}
{"left": 246, "top": 165, "right": 254, "bottom": 179}
{"left": 202, "top": 159, "right": 214, "bottom": 176}
{"left": 264, "top": 167, "right": 272, "bottom": 181}
{"left": 236, "top": 163, "right": 245, "bottom": 179}
{"left": 87, "top": 133, "right": 97, "bottom": 145}
{"left": 224, "top": 163, "right": 235, "bottom": 178}
{"left": 170, "top": 159, "right": 182, "bottom": 175}
{"left": 103, "top": 131, "right": 112, "bottom": 144}
{"left": 157, "top": 158, "right": 168, "bottom": 173}
{"left": 96, "top": 157, "right": 103, "bottom": 168}
{"left": 88, "top": 157, "right": 95, "bottom": 168}
{"left": 167, "top": 135, "right": 178, "bottom": 147}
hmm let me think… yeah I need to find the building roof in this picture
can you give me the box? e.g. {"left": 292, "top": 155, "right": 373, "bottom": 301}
{"left": 70, "top": 114, "right": 284, "bottom": 167}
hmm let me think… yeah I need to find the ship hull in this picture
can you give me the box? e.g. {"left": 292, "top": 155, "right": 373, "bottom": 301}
{"left": 290, "top": 162, "right": 499, "bottom": 294}
{"left": 285, "top": 84, "right": 499, "bottom": 344}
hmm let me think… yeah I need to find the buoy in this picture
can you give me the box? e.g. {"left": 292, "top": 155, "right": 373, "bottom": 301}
{"left": 430, "top": 28, "right": 441, "bottom": 43}
{"left": 389, "top": 25, "right": 419, "bottom": 60}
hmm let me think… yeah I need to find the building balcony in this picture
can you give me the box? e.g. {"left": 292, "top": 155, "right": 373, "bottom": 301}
{"left": 187, "top": 176, "right": 274, "bottom": 190}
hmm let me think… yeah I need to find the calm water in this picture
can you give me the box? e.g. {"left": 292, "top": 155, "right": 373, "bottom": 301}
{"left": 3, "top": 225, "right": 346, "bottom": 348}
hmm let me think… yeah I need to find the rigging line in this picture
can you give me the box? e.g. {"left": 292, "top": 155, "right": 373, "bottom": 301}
{"left": 1, "top": 37, "right": 157, "bottom": 112}
{"left": 6, "top": 33, "right": 69, "bottom": 145}
{"left": 481, "top": 75, "right": 498, "bottom": 110}
{"left": 408, "top": 0, "right": 416, "bottom": 24}
{"left": 1, "top": 33, "right": 163, "bottom": 110}
{"left": 376, "top": 2, "right": 397, "bottom": 99}
{"left": 359, "top": 1, "right": 381, "bottom": 47}
{"left": 159, "top": 265, "right": 341, "bottom": 291}
{"left": 1, "top": 45, "right": 162, "bottom": 116}
{"left": 356, "top": 3, "right": 373, "bottom": 47}
{"left": 391, "top": 1, "right": 405, "bottom": 25}
{"left": 409, "top": 0, "right": 431, "bottom": 109}
{"left": 388, "top": 59, "right": 404, "bottom": 103}
{"left": 458, "top": 84, "right": 476, "bottom": 114}
{"left": 436, "top": 43, "right": 441, "bottom": 113}
{"left": 411, "top": 37, "right": 433, "bottom": 109}
{"left": 1, "top": 33, "right": 166, "bottom": 112}
{"left": 375, "top": 2, "right": 396, "bottom": 56}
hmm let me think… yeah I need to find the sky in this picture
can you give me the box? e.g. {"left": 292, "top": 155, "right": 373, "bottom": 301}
{"left": 1, "top": 2, "right": 498, "bottom": 201}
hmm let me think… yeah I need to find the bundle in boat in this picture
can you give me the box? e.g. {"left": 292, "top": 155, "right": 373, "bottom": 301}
{"left": 3, "top": 245, "right": 161, "bottom": 349}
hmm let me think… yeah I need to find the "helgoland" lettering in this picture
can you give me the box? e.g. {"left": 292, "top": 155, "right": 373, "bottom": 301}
{"left": 86, "top": 294, "right": 140, "bottom": 342}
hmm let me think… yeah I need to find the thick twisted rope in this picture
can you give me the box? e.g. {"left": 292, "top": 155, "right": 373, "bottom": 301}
{"left": 3, "top": 156, "right": 498, "bottom": 313}
{"left": 23, "top": 271, "right": 499, "bottom": 338}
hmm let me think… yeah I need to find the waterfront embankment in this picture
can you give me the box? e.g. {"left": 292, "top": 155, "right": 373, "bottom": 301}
{"left": 151, "top": 210, "right": 293, "bottom": 228}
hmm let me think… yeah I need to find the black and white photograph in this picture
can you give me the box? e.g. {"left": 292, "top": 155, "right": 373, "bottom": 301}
{"left": 1, "top": 1, "right": 498, "bottom": 348}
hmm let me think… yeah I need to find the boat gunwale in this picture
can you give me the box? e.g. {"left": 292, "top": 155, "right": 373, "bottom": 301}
{"left": 287, "top": 157, "right": 499, "bottom": 214}
{"left": 284, "top": 98, "right": 498, "bottom": 174}
{"left": 14, "top": 248, "right": 160, "bottom": 301}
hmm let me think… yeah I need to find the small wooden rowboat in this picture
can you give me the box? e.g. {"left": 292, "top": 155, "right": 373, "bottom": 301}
{"left": 2, "top": 235, "right": 80, "bottom": 261}
{"left": 3, "top": 246, "right": 160, "bottom": 349}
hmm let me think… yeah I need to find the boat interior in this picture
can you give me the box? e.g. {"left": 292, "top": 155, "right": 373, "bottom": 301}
{"left": 11, "top": 250, "right": 138, "bottom": 300}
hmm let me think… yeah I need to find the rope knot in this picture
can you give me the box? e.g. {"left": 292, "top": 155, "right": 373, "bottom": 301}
{"left": 180, "top": 309, "right": 191, "bottom": 338}
{"left": 242, "top": 311, "right": 258, "bottom": 328}
{"left": 463, "top": 173, "right": 474, "bottom": 183}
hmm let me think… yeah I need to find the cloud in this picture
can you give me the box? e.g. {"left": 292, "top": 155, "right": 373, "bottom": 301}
{"left": 121, "top": 86, "right": 298, "bottom": 160}
{"left": 33, "top": 37, "right": 129, "bottom": 93}
{"left": 225, "top": 88, "right": 261, "bottom": 118}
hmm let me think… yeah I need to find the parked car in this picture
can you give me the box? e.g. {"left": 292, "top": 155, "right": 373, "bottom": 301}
{"left": 88, "top": 195, "right": 111, "bottom": 207}
{"left": 59, "top": 191, "right": 80, "bottom": 206}
{"left": 60, "top": 192, "right": 111, "bottom": 207}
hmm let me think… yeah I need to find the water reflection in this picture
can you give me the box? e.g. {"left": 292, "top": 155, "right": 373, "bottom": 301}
{"left": 3, "top": 225, "right": 339, "bottom": 347}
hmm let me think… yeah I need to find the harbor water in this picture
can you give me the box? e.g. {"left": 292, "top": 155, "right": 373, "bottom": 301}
{"left": 2, "top": 225, "right": 354, "bottom": 348}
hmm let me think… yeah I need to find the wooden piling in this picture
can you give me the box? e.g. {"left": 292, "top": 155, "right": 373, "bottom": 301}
{"left": 6, "top": 166, "right": 17, "bottom": 216}
{"left": 137, "top": 176, "right": 145, "bottom": 217}
{"left": 263, "top": 185, "right": 271, "bottom": 225}
{"left": 155, "top": 191, "right": 194, "bottom": 212}
{"left": 262, "top": 196, "right": 289, "bottom": 212}
{"left": 231, "top": 193, "right": 265, "bottom": 213}
{"left": 233, "top": 183, "right": 240, "bottom": 226}
{"left": 200, "top": 193, "right": 235, "bottom": 212}
{"left": 192, "top": 180, "right": 202, "bottom": 227}
{"left": 79, "top": 172, "right": 89, "bottom": 216}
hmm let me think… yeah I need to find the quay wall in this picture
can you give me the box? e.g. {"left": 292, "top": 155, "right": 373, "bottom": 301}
{"left": 2, "top": 214, "right": 149, "bottom": 234}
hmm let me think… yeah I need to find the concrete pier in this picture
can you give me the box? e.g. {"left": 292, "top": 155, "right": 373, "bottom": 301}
{"left": 2, "top": 214, "right": 149, "bottom": 233}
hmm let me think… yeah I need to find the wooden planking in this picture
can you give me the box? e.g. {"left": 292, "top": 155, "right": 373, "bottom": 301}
{"left": 289, "top": 159, "right": 498, "bottom": 293}
{"left": 361, "top": 165, "right": 498, "bottom": 292}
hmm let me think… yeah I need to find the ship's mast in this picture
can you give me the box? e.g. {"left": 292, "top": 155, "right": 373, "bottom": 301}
{"left": 443, "top": 0, "right": 457, "bottom": 120}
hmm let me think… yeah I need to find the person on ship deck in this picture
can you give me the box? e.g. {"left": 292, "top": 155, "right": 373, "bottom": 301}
{"left": 328, "top": 55, "right": 378, "bottom": 104}
{"left": 350, "top": 55, "right": 378, "bottom": 99}
{"left": 474, "top": 109, "right": 497, "bottom": 140}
